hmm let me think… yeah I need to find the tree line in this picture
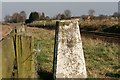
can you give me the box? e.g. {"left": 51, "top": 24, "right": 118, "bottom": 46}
{"left": 4, "top": 9, "right": 120, "bottom": 23}
{"left": 4, "top": 11, "right": 26, "bottom": 23}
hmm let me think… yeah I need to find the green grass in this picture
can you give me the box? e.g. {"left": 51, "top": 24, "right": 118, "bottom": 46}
{"left": 28, "top": 27, "right": 120, "bottom": 79}
{"left": 82, "top": 37, "right": 120, "bottom": 78}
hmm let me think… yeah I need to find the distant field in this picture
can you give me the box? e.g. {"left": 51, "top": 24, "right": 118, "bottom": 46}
{"left": 27, "top": 19, "right": 120, "bottom": 34}
{"left": 26, "top": 27, "right": 120, "bottom": 79}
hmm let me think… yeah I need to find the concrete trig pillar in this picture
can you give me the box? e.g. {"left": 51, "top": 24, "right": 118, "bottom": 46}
{"left": 53, "top": 20, "right": 87, "bottom": 79}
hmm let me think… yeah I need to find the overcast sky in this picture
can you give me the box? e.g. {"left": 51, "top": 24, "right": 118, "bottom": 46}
{"left": 2, "top": 2, "right": 118, "bottom": 19}
{"left": 1, "top": 0, "right": 119, "bottom": 2}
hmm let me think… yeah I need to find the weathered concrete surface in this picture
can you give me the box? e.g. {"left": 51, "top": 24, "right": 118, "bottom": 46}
{"left": 54, "top": 20, "right": 87, "bottom": 79}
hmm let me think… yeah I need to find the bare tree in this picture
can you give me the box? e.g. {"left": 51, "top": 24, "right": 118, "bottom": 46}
{"left": 11, "top": 12, "right": 21, "bottom": 23}
{"left": 56, "top": 13, "right": 62, "bottom": 20}
{"left": 39, "top": 12, "right": 45, "bottom": 20}
{"left": 4, "top": 15, "right": 11, "bottom": 23}
{"left": 64, "top": 9, "right": 71, "bottom": 18}
{"left": 61, "top": 14, "right": 65, "bottom": 19}
{"left": 4, "top": 11, "right": 26, "bottom": 23}
{"left": 88, "top": 9, "right": 95, "bottom": 16}
{"left": 20, "top": 11, "right": 26, "bottom": 22}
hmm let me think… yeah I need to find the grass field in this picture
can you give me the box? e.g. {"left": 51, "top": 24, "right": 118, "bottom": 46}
{"left": 27, "top": 19, "right": 120, "bottom": 34}
{"left": 26, "top": 27, "right": 120, "bottom": 79}
{"left": 82, "top": 36, "right": 120, "bottom": 78}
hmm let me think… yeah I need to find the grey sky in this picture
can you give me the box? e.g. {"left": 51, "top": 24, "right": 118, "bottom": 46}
{"left": 1, "top": 0, "right": 119, "bottom": 2}
{"left": 2, "top": 2, "right": 118, "bottom": 19}
{"left": 0, "top": 2, "right": 2, "bottom": 21}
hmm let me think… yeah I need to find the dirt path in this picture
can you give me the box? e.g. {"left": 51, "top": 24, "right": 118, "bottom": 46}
{"left": 0, "top": 25, "right": 14, "bottom": 41}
